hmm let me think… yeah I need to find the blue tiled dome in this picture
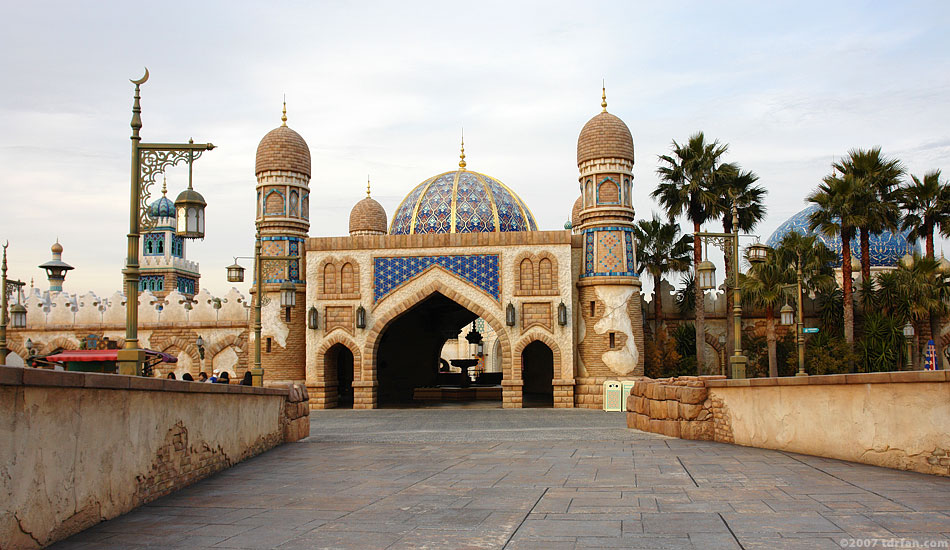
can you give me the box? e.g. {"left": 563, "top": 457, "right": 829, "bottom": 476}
{"left": 389, "top": 169, "right": 538, "bottom": 235}
{"left": 767, "top": 204, "right": 918, "bottom": 267}
{"left": 148, "top": 196, "right": 175, "bottom": 219}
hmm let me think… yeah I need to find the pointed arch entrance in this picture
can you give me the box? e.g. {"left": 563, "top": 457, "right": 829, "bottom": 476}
{"left": 362, "top": 277, "right": 515, "bottom": 408}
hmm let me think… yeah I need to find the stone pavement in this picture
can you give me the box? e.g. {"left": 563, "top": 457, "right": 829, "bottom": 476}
{"left": 51, "top": 409, "right": 950, "bottom": 549}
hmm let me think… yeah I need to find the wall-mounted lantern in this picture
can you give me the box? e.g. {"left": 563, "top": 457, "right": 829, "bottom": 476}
{"left": 196, "top": 335, "right": 205, "bottom": 360}
{"left": 356, "top": 305, "right": 366, "bottom": 329}
{"left": 506, "top": 302, "right": 516, "bottom": 327}
{"left": 557, "top": 301, "right": 568, "bottom": 326}
{"left": 307, "top": 306, "right": 318, "bottom": 330}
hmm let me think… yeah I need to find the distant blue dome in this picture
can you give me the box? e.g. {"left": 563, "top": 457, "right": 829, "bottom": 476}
{"left": 767, "top": 204, "right": 918, "bottom": 267}
{"left": 148, "top": 196, "right": 175, "bottom": 219}
{"left": 390, "top": 169, "right": 537, "bottom": 235}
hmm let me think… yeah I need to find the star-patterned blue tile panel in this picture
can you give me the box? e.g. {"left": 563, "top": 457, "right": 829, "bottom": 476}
{"left": 581, "top": 226, "right": 639, "bottom": 278}
{"left": 374, "top": 254, "right": 500, "bottom": 302}
{"left": 767, "top": 205, "right": 919, "bottom": 267}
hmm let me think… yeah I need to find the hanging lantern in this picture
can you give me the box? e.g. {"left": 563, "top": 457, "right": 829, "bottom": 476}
{"left": 175, "top": 146, "right": 207, "bottom": 239}
{"left": 696, "top": 259, "right": 717, "bottom": 290}
{"left": 356, "top": 305, "right": 366, "bottom": 329}
{"left": 226, "top": 262, "right": 245, "bottom": 283}
{"left": 780, "top": 304, "right": 794, "bottom": 326}
{"left": 506, "top": 302, "right": 516, "bottom": 327}
{"left": 465, "top": 321, "right": 483, "bottom": 345}
{"left": 557, "top": 301, "right": 568, "bottom": 326}
{"left": 10, "top": 303, "right": 26, "bottom": 329}
{"left": 746, "top": 242, "right": 769, "bottom": 264}
{"left": 279, "top": 281, "right": 296, "bottom": 307}
{"left": 307, "top": 306, "right": 318, "bottom": 329}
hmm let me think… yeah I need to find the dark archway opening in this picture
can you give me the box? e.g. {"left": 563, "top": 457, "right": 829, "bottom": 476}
{"left": 376, "top": 292, "right": 501, "bottom": 407}
{"left": 326, "top": 344, "right": 354, "bottom": 409}
{"left": 522, "top": 341, "right": 553, "bottom": 408}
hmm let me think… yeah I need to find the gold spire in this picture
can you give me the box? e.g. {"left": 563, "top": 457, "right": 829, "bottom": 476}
{"left": 459, "top": 128, "right": 466, "bottom": 169}
{"left": 161, "top": 175, "right": 167, "bottom": 196}
{"left": 601, "top": 80, "right": 607, "bottom": 112}
{"left": 366, "top": 175, "right": 372, "bottom": 198}
{"left": 281, "top": 94, "right": 287, "bottom": 126}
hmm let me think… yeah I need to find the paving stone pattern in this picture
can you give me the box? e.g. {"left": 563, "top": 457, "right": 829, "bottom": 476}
{"left": 50, "top": 409, "right": 950, "bottom": 549}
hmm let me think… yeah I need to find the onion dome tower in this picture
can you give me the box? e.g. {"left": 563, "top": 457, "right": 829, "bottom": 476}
{"left": 39, "top": 239, "right": 74, "bottom": 292}
{"left": 349, "top": 177, "right": 388, "bottom": 236}
{"left": 254, "top": 100, "right": 310, "bottom": 384}
{"left": 574, "top": 86, "right": 643, "bottom": 379}
{"left": 138, "top": 179, "right": 201, "bottom": 298}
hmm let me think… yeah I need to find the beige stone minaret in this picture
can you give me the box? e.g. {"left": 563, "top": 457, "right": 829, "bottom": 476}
{"left": 574, "top": 86, "right": 644, "bottom": 405}
{"left": 253, "top": 100, "right": 310, "bottom": 384}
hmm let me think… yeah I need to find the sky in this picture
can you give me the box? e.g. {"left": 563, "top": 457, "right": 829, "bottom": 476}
{"left": 1, "top": 1, "right": 949, "bottom": 299}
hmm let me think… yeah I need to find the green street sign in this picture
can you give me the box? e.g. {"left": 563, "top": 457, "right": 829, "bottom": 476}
{"left": 803, "top": 327, "right": 819, "bottom": 334}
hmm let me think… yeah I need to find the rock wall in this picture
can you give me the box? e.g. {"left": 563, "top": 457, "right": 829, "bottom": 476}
{"left": 0, "top": 366, "right": 309, "bottom": 550}
{"left": 627, "top": 371, "right": 950, "bottom": 477}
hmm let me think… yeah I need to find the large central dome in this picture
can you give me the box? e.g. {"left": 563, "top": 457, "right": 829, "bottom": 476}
{"left": 390, "top": 169, "right": 538, "bottom": 235}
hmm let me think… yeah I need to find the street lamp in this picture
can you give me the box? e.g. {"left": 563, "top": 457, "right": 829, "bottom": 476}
{"left": 718, "top": 333, "right": 726, "bottom": 376}
{"left": 694, "top": 203, "right": 766, "bottom": 379}
{"left": 118, "top": 69, "right": 214, "bottom": 377}
{"left": 903, "top": 321, "right": 915, "bottom": 370}
{"left": 224, "top": 228, "right": 299, "bottom": 386}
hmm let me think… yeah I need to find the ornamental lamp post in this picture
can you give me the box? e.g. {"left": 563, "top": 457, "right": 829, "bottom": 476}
{"left": 0, "top": 242, "right": 27, "bottom": 364}
{"left": 903, "top": 321, "right": 915, "bottom": 370}
{"left": 119, "top": 69, "right": 214, "bottom": 377}
{"left": 695, "top": 202, "right": 766, "bottom": 379}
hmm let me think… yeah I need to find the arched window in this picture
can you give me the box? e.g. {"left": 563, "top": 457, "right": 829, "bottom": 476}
{"left": 597, "top": 177, "right": 620, "bottom": 205}
{"left": 585, "top": 180, "right": 593, "bottom": 207}
{"left": 324, "top": 263, "right": 337, "bottom": 294}
{"left": 290, "top": 190, "right": 299, "bottom": 217}
{"left": 341, "top": 263, "right": 355, "bottom": 294}
{"left": 156, "top": 237, "right": 164, "bottom": 254}
{"left": 520, "top": 259, "right": 534, "bottom": 292}
{"left": 539, "top": 258, "right": 554, "bottom": 291}
{"left": 301, "top": 194, "right": 310, "bottom": 220}
{"left": 265, "top": 190, "right": 285, "bottom": 216}
{"left": 623, "top": 179, "right": 631, "bottom": 206}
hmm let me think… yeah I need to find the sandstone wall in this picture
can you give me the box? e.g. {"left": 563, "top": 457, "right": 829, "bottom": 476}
{"left": 627, "top": 371, "right": 950, "bottom": 477}
{"left": 0, "top": 366, "right": 309, "bottom": 550}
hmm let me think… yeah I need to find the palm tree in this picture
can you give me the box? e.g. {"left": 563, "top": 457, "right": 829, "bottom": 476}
{"left": 772, "top": 231, "right": 836, "bottom": 295}
{"left": 808, "top": 173, "right": 862, "bottom": 349}
{"left": 709, "top": 163, "right": 767, "bottom": 362}
{"left": 633, "top": 214, "right": 693, "bottom": 330}
{"left": 653, "top": 132, "right": 726, "bottom": 373}
{"left": 900, "top": 170, "right": 950, "bottom": 259}
{"left": 740, "top": 252, "right": 793, "bottom": 377}
{"left": 892, "top": 255, "right": 950, "bottom": 369}
{"left": 834, "top": 149, "right": 904, "bottom": 280}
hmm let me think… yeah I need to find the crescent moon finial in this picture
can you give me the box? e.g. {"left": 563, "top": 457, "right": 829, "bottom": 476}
{"left": 130, "top": 67, "right": 149, "bottom": 86}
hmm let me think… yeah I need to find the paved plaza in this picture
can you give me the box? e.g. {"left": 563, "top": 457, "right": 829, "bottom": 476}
{"left": 51, "top": 409, "right": 950, "bottom": 549}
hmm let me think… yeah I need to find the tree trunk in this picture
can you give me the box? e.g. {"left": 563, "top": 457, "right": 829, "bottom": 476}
{"left": 841, "top": 231, "right": 855, "bottom": 352}
{"left": 723, "top": 220, "right": 735, "bottom": 366}
{"left": 654, "top": 275, "right": 664, "bottom": 331}
{"left": 926, "top": 225, "right": 934, "bottom": 259}
{"left": 693, "top": 223, "right": 705, "bottom": 375}
{"left": 766, "top": 307, "right": 778, "bottom": 378}
{"left": 860, "top": 228, "right": 871, "bottom": 282}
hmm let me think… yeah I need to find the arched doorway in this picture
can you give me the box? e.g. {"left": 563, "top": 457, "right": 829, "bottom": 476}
{"left": 326, "top": 344, "right": 354, "bottom": 408}
{"left": 522, "top": 341, "right": 553, "bottom": 408}
{"left": 375, "top": 292, "right": 501, "bottom": 407}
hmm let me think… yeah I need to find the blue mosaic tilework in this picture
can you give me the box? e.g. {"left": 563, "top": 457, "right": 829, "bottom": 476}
{"left": 581, "top": 226, "right": 639, "bottom": 278}
{"left": 374, "top": 254, "right": 499, "bottom": 302}
{"left": 143, "top": 233, "right": 164, "bottom": 256}
{"left": 258, "top": 236, "right": 305, "bottom": 283}
{"left": 455, "top": 172, "right": 495, "bottom": 233}
{"left": 389, "top": 171, "right": 537, "bottom": 234}
{"left": 171, "top": 235, "right": 184, "bottom": 258}
{"left": 767, "top": 204, "right": 919, "bottom": 267}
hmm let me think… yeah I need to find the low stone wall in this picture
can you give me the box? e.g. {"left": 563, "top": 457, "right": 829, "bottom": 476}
{"left": 0, "top": 366, "right": 310, "bottom": 550}
{"left": 627, "top": 371, "right": 950, "bottom": 476}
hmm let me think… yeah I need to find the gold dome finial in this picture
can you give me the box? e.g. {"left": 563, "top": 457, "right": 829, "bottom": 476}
{"left": 161, "top": 175, "right": 167, "bottom": 196}
{"left": 281, "top": 94, "right": 287, "bottom": 126}
{"left": 366, "top": 175, "right": 372, "bottom": 198}
{"left": 459, "top": 128, "right": 466, "bottom": 169}
{"left": 601, "top": 80, "right": 607, "bottom": 112}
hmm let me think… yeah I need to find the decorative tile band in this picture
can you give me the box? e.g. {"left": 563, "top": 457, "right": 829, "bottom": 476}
{"left": 581, "top": 226, "right": 639, "bottom": 278}
{"left": 374, "top": 254, "right": 500, "bottom": 302}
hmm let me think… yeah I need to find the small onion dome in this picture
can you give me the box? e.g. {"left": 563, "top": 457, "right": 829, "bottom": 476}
{"left": 255, "top": 104, "right": 311, "bottom": 177}
{"left": 577, "top": 111, "right": 634, "bottom": 166}
{"left": 349, "top": 196, "right": 388, "bottom": 236}
{"left": 149, "top": 195, "right": 175, "bottom": 218}
{"left": 51, "top": 241, "right": 63, "bottom": 254}
{"left": 571, "top": 195, "right": 582, "bottom": 227}
{"left": 938, "top": 255, "right": 950, "bottom": 274}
